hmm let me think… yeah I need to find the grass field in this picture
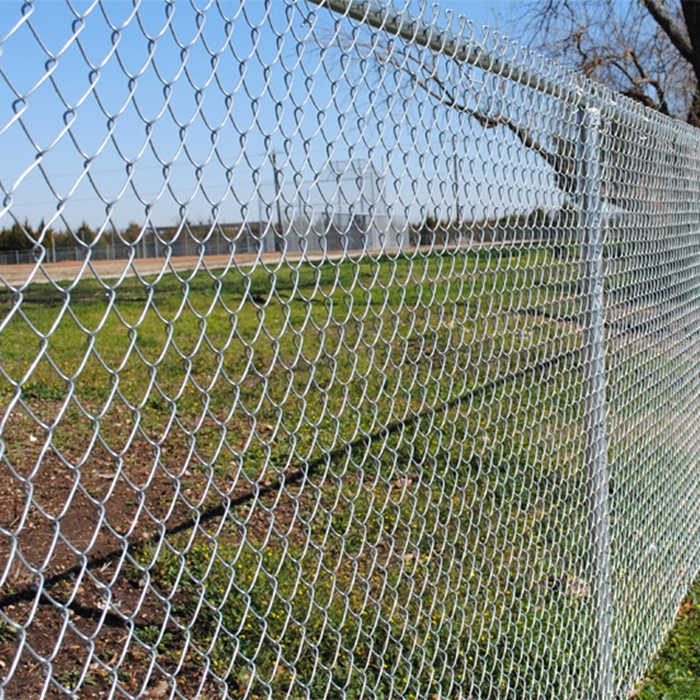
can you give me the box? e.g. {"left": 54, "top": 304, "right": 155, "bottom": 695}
{"left": 0, "top": 245, "right": 658, "bottom": 698}
{"left": 634, "top": 576, "right": 700, "bottom": 699}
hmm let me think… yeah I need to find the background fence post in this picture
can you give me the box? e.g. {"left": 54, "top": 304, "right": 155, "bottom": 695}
{"left": 579, "top": 105, "right": 613, "bottom": 699}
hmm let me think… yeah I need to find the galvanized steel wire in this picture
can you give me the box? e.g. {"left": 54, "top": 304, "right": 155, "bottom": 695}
{"left": 1, "top": 1, "right": 700, "bottom": 698}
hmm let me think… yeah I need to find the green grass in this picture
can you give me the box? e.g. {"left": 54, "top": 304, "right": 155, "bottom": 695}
{"left": 635, "top": 580, "right": 700, "bottom": 699}
{"left": 0, "top": 247, "right": 580, "bottom": 473}
{"left": 0, "top": 245, "right": 605, "bottom": 697}
{"left": 124, "top": 367, "right": 591, "bottom": 698}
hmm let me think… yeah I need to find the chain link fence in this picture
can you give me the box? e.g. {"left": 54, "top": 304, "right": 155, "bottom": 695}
{"left": 1, "top": 1, "right": 700, "bottom": 697}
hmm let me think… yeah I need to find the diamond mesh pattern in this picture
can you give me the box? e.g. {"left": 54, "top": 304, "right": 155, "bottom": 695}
{"left": 1, "top": 1, "right": 700, "bottom": 698}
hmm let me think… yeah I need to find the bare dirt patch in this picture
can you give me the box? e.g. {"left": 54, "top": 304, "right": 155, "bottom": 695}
{"left": 0, "top": 395, "right": 248, "bottom": 698}
{"left": 0, "top": 255, "right": 242, "bottom": 287}
{"left": 0, "top": 380, "right": 313, "bottom": 699}
{"left": 0, "top": 247, "right": 351, "bottom": 287}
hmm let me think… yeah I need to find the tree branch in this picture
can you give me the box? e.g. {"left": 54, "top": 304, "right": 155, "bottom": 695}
{"left": 408, "top": 62, "right": 575, "bottom": 193}
{"left": 681, "top": 1, "right": 700, "bottom": 75}
{"left": 627, "top": 49, "right": 671, "bottom": 114}
{"left": 642, "top": 0, "right": 695, "bottom": 63}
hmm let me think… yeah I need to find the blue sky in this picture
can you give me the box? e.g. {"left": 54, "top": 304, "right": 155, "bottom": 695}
{"left": 0, "top": 0, "right": 543, "bottom": 240}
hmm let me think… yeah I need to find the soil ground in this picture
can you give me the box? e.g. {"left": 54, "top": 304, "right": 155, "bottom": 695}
{"left": 1, "top": 254, "right": 259, "bottom": 287}
{"left": 0, "top": 253, "right": 279, "bottom": 698}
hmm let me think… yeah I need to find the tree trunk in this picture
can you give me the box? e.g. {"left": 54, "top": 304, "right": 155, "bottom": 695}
{"left": 681, "top": 1, "right": 700, "bottom": 126}
{"left": 688, "top": 86, "right": 700, "bottom": 127}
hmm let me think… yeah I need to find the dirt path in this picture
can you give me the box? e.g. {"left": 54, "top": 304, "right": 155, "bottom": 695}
{"left": 0, "top": 247, "right": 385, "bottom": 286}
{"left": 0, "top": 254, "right": 251, "bottom": 286}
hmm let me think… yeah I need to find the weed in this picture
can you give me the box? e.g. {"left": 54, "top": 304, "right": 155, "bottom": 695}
{"left": 21, "top": 381, "right": 68, "bottom": 401}
{"left": 0, "top": 620, "right": 17, "bottom": 643}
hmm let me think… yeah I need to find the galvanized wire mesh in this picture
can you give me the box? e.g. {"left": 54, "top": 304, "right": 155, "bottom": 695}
{"left": 1, "top": 1, "right": 700, "bottom": 698}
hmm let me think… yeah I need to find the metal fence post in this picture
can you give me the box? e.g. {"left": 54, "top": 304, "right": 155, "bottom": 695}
{"left": 579, "top": 105, "right": 613, "bottom": 699}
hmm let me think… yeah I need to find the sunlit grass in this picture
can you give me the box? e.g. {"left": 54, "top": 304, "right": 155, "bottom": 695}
{"left": 635, "top": 580, "right": 700, "bottom": 699}
{"left": 0, "top": 245, "right": 595, "bottom": 697}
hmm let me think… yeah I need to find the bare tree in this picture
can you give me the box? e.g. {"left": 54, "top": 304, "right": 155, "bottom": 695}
{"left": 322, "top": 0, "right": 693, "bottom": 224}
{"left": 330, "top": 26, "right": 584, "bottom": 207}
{"left": 517, "top": 0, "right": 700, "bottom": 126}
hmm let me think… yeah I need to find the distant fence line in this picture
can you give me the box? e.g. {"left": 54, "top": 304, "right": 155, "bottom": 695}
{"left": 0, "top": 217, "right": 569, "bottom": 267}
{"left": 0, "top": 214, "right": 382, "bottom": 266}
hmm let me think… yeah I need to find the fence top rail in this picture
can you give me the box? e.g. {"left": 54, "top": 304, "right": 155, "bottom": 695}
{"left": 308, "top": 0, "right": 700, "bottom": 139}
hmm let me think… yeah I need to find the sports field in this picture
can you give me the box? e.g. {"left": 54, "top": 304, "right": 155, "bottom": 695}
{"left": 0, "top": 246, "right": 619, "bottom": 697}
